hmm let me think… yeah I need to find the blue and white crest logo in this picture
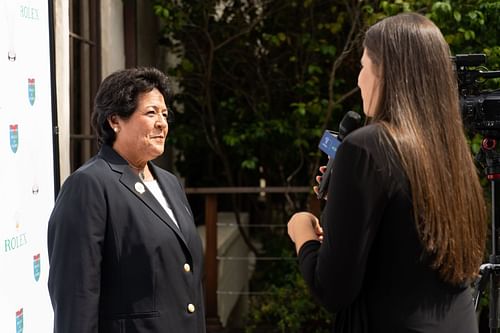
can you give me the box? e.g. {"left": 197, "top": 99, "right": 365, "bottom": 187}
{"left": 33, "top": 253, "right": 40, "bottom": 281}
{"left": 10, "top": 124, "right": 19, "bottom": 153}
{"left": 16, "top": 308, "right": 23, "bottom": 333}
{"left": 28, "top": 78, "right": 35, "bottom": 106}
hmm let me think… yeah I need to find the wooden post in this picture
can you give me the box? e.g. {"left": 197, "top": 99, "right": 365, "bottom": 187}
{"left": 204, "top": 194, "right": 223, "bottom": 331}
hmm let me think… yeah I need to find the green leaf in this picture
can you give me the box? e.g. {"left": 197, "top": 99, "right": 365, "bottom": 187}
{"left": 464, "top": 30, "right": 475, "bottom": 41}
{"left": 432, "top": 2, "right": 452, "bottom": 14}
{"left": 319, "top": 44, "right": 336, "bottom": 56}
{"left": 291, "top": 102, "right": 306, "bottom": 116}
{"left": 307, "top": 64, "right": 323, "bottom": 75}
{"left": 180, "top": 59, "right": 194, "bottom": 72}
{"left": 241, "top": 158, "right": 258, "bottom": 169}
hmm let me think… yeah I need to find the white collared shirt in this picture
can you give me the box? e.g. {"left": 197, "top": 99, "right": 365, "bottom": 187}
{"left": 143, "top": 180, "right": 179, "bottom": 229}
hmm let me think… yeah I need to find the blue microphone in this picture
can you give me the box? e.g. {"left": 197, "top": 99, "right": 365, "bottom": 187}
{"left": 318, "top": 130, "right": 342, "bottom": 159}
{"left": 317, "top": 111, "right": 362, "bottom": 199}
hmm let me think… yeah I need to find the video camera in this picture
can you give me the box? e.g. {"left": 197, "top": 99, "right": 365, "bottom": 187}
{"left": 453, "top": 53, "right": 500, "bottom": 138}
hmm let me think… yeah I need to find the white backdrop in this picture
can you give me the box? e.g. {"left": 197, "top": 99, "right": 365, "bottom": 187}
{"left": 0, "top": 0, "right": 57, "bottom": 332}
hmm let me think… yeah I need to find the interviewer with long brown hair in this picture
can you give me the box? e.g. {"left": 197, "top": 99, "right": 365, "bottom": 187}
{"left": 287, "top": 12, "right": 487, "bottom": 332}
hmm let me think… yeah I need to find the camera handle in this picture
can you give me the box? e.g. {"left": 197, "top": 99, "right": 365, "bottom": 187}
{"left": 473, "top": 137, "right": 500, "bottom": 332}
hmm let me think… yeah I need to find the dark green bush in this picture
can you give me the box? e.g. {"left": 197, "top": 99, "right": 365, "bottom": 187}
{"left": 244, "top": 231, "right": 332, "bottom": 332}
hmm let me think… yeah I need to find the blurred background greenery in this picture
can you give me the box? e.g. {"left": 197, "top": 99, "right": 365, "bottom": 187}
{"left": 151, "top": 1, "right": 500, "bottom": 331}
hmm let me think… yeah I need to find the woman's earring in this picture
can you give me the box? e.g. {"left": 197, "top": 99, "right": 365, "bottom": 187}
{"left": 113, "top": 127, "right": 119, "bottom": 133}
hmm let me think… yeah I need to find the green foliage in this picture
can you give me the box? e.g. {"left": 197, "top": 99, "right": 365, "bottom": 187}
{"left": 150, "top": 0, "right": 500, "bottom": 328}
{"left": 244, "top": 231, "right": 332, "bottom": 332}
{"left": 153, "top": 0, "right": 366, "bottom": 187}
{"left": 245, "top": 272, "right": 332, "bottom": 333}
{"left": 153, "top": 0, "right": 500, "bottom": 189}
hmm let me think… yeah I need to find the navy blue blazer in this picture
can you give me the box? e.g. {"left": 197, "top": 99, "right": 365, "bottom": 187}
{"left": 48, "top": 145, "right": 206, "bottom": 332}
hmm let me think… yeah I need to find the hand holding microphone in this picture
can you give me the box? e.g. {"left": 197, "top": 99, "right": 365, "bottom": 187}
{"left": 313, "top": 166, "right": 327, "bottom": 197}
{"left": 316, "top": 111, "right": 362, "bottom": 200}
{"left": 288, "top": 111, "right": 362, "bottom": 254}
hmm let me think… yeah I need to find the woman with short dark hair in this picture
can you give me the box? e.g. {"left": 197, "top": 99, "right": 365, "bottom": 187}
{"left": 48, "top": 67, "right": 206, "bottom": 332}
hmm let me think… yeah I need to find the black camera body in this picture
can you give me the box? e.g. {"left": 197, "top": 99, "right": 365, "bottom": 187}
{"left": 454, "top": 54, "right": 500, "bottom": 137}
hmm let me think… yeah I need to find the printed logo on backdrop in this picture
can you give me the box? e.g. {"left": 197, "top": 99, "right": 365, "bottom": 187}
{"left": 16, "top": 308, "right": 23, "bottom": 333}
{"left": 20, "top": 5, "right": 39, "bottom": 21}
{"left": 4, "top": 218, "right": 28, "bottom": 253}
{"left": 8, "top": 50, "right": 16, "bottom": 62}
{"left": 33, "top": 253, "right": 40, "bottom": 281}
{"left": 28, "top": 78, "right": 35, "bottom": 106}
{"left": 9, "top": 124, "right": 19, "bottom": 153}
{"left": 32, "top": 183, "right": 39, "bottom": 195}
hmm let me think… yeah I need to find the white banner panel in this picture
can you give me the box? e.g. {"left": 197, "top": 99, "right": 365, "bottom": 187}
{"left": 0, "top": 0, "right": 58, "bottom": 332}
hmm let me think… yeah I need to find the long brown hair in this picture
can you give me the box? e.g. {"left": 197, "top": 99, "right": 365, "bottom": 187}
{"left": 364, "top": 13, "right": 486, "bottom": 284}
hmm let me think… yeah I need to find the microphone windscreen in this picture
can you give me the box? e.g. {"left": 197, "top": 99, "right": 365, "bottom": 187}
{"left": 338, "top": 111, "right": 362, "bottom": 141}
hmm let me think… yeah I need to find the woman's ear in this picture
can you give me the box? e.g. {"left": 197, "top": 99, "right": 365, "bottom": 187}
{"left": 107, "top": 114, "right": 120, "bottom": 133}
{"left": 107, "top": 114, "right": 118, "bottom": 127}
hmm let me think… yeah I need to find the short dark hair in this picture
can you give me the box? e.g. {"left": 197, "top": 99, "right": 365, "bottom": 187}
{"left": 91, "top": 67, "right": 172, "bottom": 147}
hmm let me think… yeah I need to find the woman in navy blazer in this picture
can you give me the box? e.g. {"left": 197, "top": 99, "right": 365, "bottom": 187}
{"left": 47, "top": 67, "right": 206, "bottom": 332}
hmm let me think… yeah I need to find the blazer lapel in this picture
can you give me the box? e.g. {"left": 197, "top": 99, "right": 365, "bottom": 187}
{"left": 124, "top": 171, "right": 190, "bottom": 247}
{"left": 99, "top": 145, "right": 189, "bottom": 247}
{"left": 154, "top": 171, "right": 193, "bottom": 245}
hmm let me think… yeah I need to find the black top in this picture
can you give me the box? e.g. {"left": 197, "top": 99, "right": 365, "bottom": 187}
{"left": 298, "top": 124, "right": 478, "bottom": 333}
